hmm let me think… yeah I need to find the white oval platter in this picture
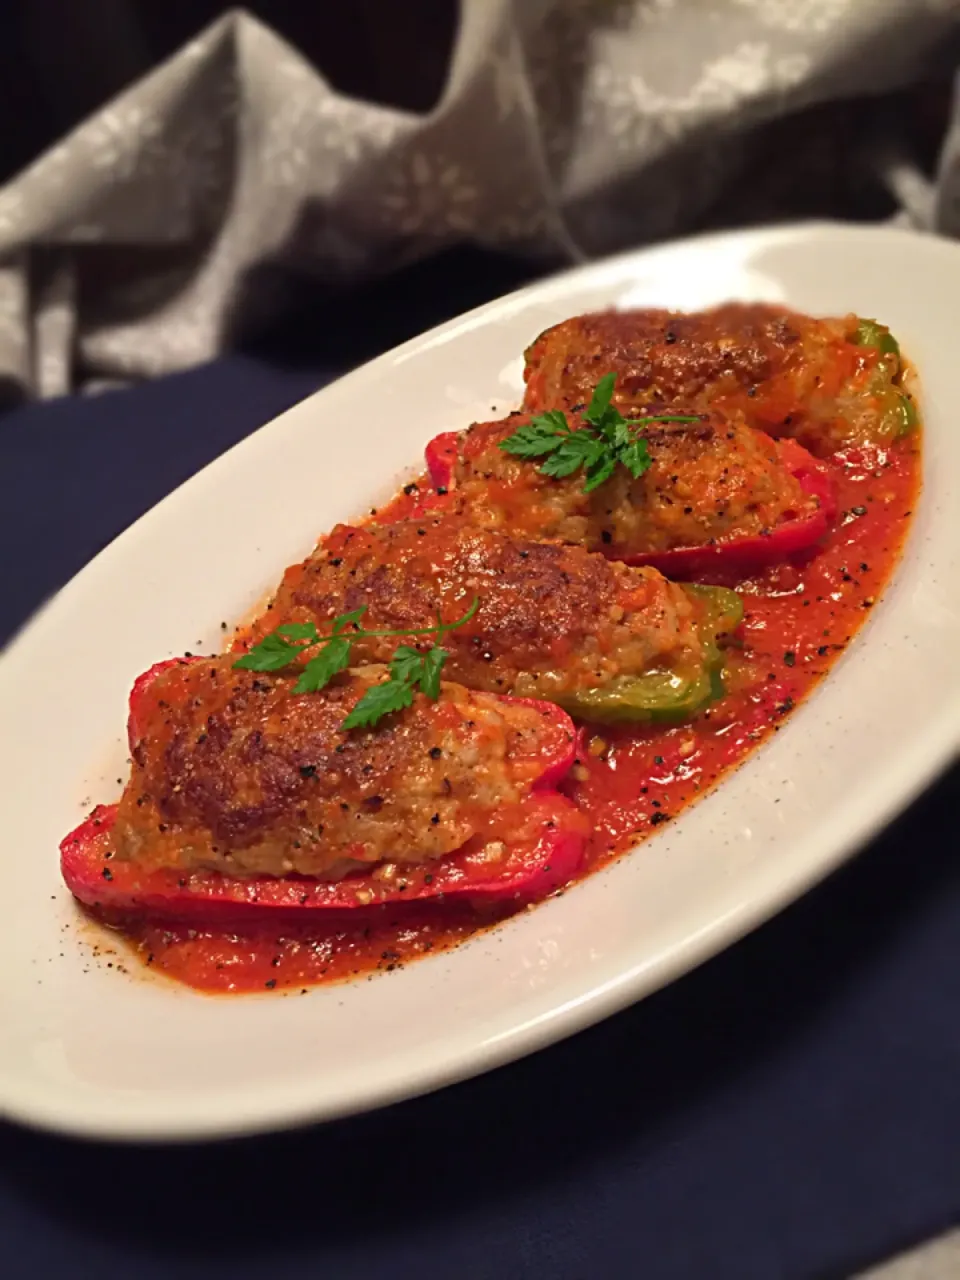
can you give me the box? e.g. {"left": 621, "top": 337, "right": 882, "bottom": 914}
{"left": 0, "top": 222, "right": 958, "bottom": 1141}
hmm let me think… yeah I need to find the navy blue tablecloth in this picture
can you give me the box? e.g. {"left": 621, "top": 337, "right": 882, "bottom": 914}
{"left": 1, "top": 258, "right": 958, "bottom": 1280}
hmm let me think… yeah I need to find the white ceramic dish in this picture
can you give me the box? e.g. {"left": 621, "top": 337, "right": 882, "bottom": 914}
{"left": 1, "top": 222, "right": 958, "bottom": 1143}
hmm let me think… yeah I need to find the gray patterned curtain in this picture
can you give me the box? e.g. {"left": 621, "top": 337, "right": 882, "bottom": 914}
{"left": 1, "top": 0, "right": 960, "bottom": 400}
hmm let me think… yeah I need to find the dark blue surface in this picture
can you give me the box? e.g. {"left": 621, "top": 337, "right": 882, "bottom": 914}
{"left": 1, "top": 265, "right": 958, "bottom": 1280}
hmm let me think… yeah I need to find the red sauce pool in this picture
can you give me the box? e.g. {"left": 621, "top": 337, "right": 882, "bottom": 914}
{"left": 110, "top": 440, "right": 920, "bottom": 993}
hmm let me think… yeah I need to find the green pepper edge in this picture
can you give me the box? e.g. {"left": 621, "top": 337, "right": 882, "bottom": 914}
{"left": 896, "top": 390, "right": 918, "bottom": 437}
{"left": 854, "top": 317, "right": 901, "bottom": 362}
{"left": 555, "top": 584, "right": 744, "bottom": 726}
{"left": 854, "top": 316, "right": 923, "bottom": 442}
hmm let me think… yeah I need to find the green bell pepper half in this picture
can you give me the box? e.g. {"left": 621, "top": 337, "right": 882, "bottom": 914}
{"left": 556, "top": 584, "right": 743, "bottom": 726}
{"left": 853, "top": 317, "right": 917, "bottom": 439}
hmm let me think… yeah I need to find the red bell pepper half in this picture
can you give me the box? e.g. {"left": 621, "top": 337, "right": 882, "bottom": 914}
{"left": 127, "top": 658, "right": 191, "bottom": 751}
{"left": 61, "top": 792, "right": 585, "bottom": 924}
{"left": 630, "top": 438, "right": 837, "bottom": 578}
{"left": 424, "top": 428, "right": 837, "bottom": 578}
{"left": 62, "top": 661, "right": 587, "bottom": 924}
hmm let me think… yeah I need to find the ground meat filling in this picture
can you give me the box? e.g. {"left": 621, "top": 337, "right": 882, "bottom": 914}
{"left": 522, "top": 303, "right": 905, "bottom": 457}
{"left": 446, "top": 411, "right": 815, "bottom": 554}
{"left": 250, "top": 517, "right": 703, "bottom": 700}
{"left": 114, "top": 661, "right": 564, "bottom": 880}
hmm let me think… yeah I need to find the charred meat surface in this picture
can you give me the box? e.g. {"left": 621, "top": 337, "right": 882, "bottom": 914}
{"left": 523, "top": 303, "right": 911, "bottom": 456}
{"left": 441, "top": 412, "right": 817, "bottom": 556}
{"left": 250, "top": 516, "right": 704, "bottom": 700}
{"left": 116, "top": 660, "right": 570, "bottom": 880}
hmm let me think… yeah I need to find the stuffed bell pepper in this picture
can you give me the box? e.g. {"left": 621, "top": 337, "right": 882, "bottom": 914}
{"left": 247, "top": 515, "right": 743, "bottom": 726}
{"left": 425, "top": 384, "right": 836, "bottom": 578}
{"left": 522, "top": 303, "right": 917, "bottom": 457}
{"left": 61, "top": 656, "right": 588, "bottom": 923}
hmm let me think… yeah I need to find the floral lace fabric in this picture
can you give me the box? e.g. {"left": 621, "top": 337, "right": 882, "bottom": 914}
{"left": 2, "top": 0, "right": 960, "bottom": 397}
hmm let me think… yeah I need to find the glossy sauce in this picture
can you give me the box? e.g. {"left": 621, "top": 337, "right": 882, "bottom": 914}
{"left": 112, "top": 435, "right": 921, "bottom": 993}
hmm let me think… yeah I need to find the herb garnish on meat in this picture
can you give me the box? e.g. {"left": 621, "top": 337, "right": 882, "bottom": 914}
{"left": 499, "top": 372, "right": 697, "bottom": 492}
{"left": 233, "top": 599, "right": 479, "bottom": 729}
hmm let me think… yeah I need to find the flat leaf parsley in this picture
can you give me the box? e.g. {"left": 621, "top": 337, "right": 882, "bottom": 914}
{"left": 499, "top": 372, "right": 698, "bottom": 492}
{"left": 233, "top": 599, "right": 479, "bottom": 730}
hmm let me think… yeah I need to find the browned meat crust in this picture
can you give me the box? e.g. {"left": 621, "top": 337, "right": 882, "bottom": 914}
{"left": 250, "top": 516, "right": 702, "bottom": 699}
{"left": 442, "top": 411, "right": 813, "bottom": 554}
{"left": 116, "top": 660, "right": 565, "bottom": 879}
{"left": 523, "top": 303, "right": 904, "bottom": 456}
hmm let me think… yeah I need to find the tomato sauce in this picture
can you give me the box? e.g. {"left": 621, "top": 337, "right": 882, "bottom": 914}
{"left": 103, "top": 433, "right": 920, "bottom": 994}
{"left": 568, "top": 440, "right": 919, "bottom": 859}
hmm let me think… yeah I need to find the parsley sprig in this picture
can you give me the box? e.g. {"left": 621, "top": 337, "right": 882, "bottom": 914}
{"left": 233, "top": 598, "right": 479, "bottom": 730}
{"left": 499, "top": 372, "right": 697, "bottom": 492}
